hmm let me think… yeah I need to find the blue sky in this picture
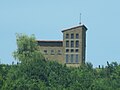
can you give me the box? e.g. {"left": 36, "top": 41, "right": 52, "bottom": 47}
{"left": 0, "top": 0, "right": 120, "bottom": 67}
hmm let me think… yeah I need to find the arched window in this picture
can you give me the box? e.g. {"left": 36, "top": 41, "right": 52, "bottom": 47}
{"left": 58, "top": 50, "right": 62, "bottom": 55}
{"left": 66, "top": 49, "right": 69, "bottom": 52}
{"left": 44, "top": 50, "right": 48, "bottom": 55}
{"left": 76, "top": 41, "right": 79, "bottom": 47}
{"left": 66, "top": 41, "right": 69, "bottom": 47}
{"left": 76, "top": 33, "right": 79, "bottom": 39}
{"left": 75, "top": 54, "right": 79, "bottom": 63}
{"left": 71, "top": 33, "right": 74, "bottom": 39}
{"left": 71, "top": 41, "right": 74, "bottom": 47}
{"left": 66, "top": 34, "right": 69, "bottom": 39}
{"left": 75, "top": 49, "right": 79, "bottom": 52}
{"left": 51, "top": 50, "right": 54, "bottom": 55}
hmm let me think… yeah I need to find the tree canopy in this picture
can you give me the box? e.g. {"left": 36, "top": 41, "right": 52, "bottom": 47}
{"left": 13, "top": 33, "right": 44, "bottom": 63}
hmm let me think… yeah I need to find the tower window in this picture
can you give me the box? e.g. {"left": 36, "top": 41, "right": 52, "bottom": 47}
{"left": 75, "top": 49, "right": 79, "bottom": 52}
{"left": 76, "top": 33, "right": 79, "bottom": 39}
{"left": 71, "top": 41, "right": 74, "bottom": 47}
{"left": 71, "top": 54, "right": 74, "bottom": 63}
{"left": 76, "top": 41, "right": 79, "bottom": 47}
{"left": 66, "top": 41, "right": 69, "bottom": 47}
{"left": 66, "top": 34, "right": 69, "bottom": 39}
{"left": 66, "top": 54, "right": 69, "bottom": 63}
{"left": 66, "top": 49, "right": 69, "bottom": 52}
{"left": 71, "top": 33, "right": 74, "bottom": 39}
{"left": 71, "top": 49, "right": 74, "bottom": 52}
{"left": 75, "top": 54, "right": 79, "bottom": 63}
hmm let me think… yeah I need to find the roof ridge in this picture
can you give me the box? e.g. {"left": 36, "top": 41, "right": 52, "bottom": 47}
{"left": 62, "top": 24, "right": 87, "bottom": 32}
{"left": 37, "top": 40, "right": 63, "bottom": 42}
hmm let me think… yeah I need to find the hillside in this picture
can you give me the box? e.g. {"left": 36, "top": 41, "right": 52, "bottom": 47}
{"left": 0, "top": 60, "right": 120, "bottom": 90}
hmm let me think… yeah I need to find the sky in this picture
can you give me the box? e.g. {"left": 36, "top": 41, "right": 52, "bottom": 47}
{"left": 0, "top": 0, "right": 120, "bottom": 67}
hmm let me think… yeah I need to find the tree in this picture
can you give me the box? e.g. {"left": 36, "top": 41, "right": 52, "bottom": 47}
{"left": 13, "top": 33, "right": 44, "bottom": 63}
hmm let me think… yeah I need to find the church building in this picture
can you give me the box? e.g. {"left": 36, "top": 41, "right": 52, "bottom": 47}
{"left": 37, "top": 24, "right": 87, "bottom": 67}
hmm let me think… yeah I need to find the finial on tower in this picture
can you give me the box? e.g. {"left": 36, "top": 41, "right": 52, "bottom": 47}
{"left": 79, "top": 13, "right": 82, "bottom": 25}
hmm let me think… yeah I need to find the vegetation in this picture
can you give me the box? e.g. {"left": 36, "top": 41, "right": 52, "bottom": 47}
{"left": 0, "top": 34, "right": 120, "bottom": 90}
{"left": 13, "top": 33, "right": 44, "bottom": 63}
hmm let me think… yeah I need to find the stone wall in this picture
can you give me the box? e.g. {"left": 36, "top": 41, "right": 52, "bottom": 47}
{"left": 38, "top": 46, "right": 64, "bottom": 64}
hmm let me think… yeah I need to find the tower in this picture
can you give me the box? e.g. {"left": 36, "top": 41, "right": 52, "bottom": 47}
{"left": 38, "top": 23, "right": 87, "bottom": 67}
{"left": 62, "top": 24, "right": 87, "bottom": 67}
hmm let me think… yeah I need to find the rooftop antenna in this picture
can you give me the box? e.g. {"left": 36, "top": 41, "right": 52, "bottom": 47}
{"left": 79, "top": 13, "right": 82, "bottom": 25}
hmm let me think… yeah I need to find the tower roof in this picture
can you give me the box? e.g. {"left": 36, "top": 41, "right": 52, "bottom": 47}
{"left": 62, "top": 24, "right": 87, "bottom": 32}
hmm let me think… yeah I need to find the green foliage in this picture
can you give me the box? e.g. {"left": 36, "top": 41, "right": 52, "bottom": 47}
{"left": 1, "top": 61, "right": 120, "bottom": 90}
{"left": 13, "top": 33, "right": 44, "bottom": 63}
{"left": 0, "top": 64, "right": 11, "bottom": 89}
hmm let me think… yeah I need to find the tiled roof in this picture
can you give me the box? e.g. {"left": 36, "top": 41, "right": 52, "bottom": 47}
{"left": 37, "top": 40, "right": 63, "bottom": 47}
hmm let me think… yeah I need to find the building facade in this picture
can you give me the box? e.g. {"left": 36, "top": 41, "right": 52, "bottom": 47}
{"left": 38, "top": 24, "right": 87, "bottom": 67}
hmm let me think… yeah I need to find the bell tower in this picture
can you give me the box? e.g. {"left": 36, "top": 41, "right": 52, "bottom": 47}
{"left": 62, "top": 24, "right": 87, "bottom": 67}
